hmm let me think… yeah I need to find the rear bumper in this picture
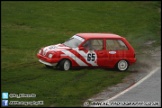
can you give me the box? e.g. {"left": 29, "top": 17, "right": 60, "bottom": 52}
{"left": 129, "top": 58, "right": 137, "bottom": 65}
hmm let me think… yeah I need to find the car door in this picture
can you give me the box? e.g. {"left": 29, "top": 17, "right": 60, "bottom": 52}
{"left": 78, "top": 39, "right": 107, "bottom": 67}
{"left": 105, "top": 39, "right": 129, "bottom": 67}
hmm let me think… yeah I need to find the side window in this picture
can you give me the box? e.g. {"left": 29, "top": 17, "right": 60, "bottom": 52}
{"left": 117, "top": 40, "right": 128, "bottom": 50}
{"left": 106, "top": 39, "right": 128, "bottom": 50}
{"left": 83, "top": 39, "right": 103, "bottom": 50}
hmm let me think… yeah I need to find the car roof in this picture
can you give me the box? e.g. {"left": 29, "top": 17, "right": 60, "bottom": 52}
{"left": 76, "top": 33, "right": 123, "bottom": 40}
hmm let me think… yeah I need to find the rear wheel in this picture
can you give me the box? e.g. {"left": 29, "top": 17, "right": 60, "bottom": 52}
{"left": 59, "top": 59, "right": 71, "bottom": 71}
{"left": 117, "top": 60, "right": 129, "bottom": 71}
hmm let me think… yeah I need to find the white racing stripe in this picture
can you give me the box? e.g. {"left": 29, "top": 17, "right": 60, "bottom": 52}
{"left": 61, "top": 50, "right": 88, "bottom": 66}
{"left": 73, "top": 48, "right": 98, "bottom": 66}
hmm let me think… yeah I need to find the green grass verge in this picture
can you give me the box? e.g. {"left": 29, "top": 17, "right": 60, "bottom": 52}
{"left": 1, "top": 1, "right": 161, "bottom": 107}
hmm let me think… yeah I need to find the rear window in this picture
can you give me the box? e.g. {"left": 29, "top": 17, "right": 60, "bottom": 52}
{"left": 106, "top": 39, "right": 128, "bottom": 50}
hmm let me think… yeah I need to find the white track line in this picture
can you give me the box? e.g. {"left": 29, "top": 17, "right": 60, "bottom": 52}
{"left": 103, "top": 67, "right": 160, "bottom": 102}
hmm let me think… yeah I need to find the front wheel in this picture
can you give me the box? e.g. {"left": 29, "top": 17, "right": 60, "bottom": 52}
{"left": 117, "top": 60, "right": 129, "bottom": 71}
{"left": 59, "top": 59, "right": 71, "bottom": 71}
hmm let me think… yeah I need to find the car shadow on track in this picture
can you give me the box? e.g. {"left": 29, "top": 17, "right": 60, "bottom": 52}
{"left": 44, "top": 66, "right": 135, "bottom": 73}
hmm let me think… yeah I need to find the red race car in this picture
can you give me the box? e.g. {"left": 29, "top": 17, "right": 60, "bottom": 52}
{"left": 37, "top": 33, "right": 136, "bottom": 71}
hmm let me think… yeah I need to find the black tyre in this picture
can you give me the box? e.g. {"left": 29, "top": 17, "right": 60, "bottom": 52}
{"left": 59, "top": 59, "right": 71, "bottom": 71}
{"left": 116, "top": 60, "right": 129, "bottom": 71}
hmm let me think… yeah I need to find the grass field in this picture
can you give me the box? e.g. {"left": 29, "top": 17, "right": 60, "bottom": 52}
{"left": 1, "top": 1, "right": 161, "bottom": 107}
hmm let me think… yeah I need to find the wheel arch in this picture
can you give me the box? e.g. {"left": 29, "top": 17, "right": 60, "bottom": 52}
{"left": 56, "top": 58, "right": 72, "bottom": 68}
{"left": 115, "top": 59, "right": 130, "bottom": 66}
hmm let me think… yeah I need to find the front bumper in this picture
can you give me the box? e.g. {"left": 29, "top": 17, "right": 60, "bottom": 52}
{"left": 37, "top": 54, "right": 59, "bottom": 66}
{"left": 39, "top": 59, "right": 58, "bottom": 66}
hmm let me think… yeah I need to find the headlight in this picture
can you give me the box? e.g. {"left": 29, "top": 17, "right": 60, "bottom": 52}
{"left": 48, "top": 54, "right": 53, "bottom": 58}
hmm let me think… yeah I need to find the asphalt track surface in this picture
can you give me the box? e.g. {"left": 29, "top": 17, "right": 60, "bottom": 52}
{"left": 87, "top": 67, "right": 161, "bottom": 107}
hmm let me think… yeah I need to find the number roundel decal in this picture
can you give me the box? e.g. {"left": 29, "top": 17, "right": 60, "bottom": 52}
{"left": 86, "top": 51, "right": 97, "bottom": 63}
